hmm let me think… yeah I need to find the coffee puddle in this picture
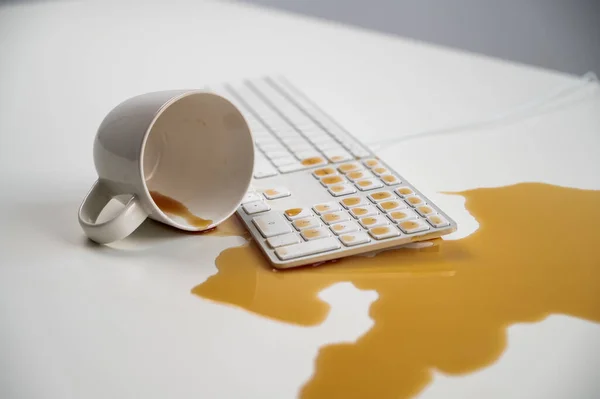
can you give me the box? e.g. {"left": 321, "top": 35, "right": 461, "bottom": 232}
{"left": 150, "top": 191, "right": 213, "bottom": 229}
{"left": 193, "top": 183, "right": 600, "bottom": 398}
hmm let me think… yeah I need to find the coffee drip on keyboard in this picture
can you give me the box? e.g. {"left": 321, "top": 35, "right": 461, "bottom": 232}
{"left": 193, "top": 183, "right": 600, "bottom": 399}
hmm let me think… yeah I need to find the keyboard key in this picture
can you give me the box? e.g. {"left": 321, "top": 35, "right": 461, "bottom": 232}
{"left": 331, "top": 221, "right": 361, "bottom": 235}
{"left": 271, "top": 157, "right": 297, "bottom": 167}
{"left": 313, "top": 167, "right": 337, "bottom": 178}
{"left": 308, "top": 134, "right": 334, "bottom": 144}
{"left": 288, "top": 142, "right": 314, "bottom": 152}
{"left": 243, "top": 201, "right": 271, "bottom": 215}
{"left": 356, "top": 178, "right": 383, "bottom": 191}
{"left": 346, "top": 170, "right": 374, "bottom": 182}
{"left": 263, "top": 187, "right": 291, "bottom": 200}
{"left": 395, "top": 187, "right": 415, "bottom": 197}
{"left": 284, "top": 208, "right": 313, "bottom": 220}
{"left": 339, "top": 231, "right": 371, "bottom": 246}
{"left": 253, "top": 213, "right": 292, "bottom": 237}
{"left": 295, "top": 150, "right": 322, "bottom": 160}
{"left": 349, "top": 205, "right": 379, "bottom": 218}
{"left": 324, "top": 149, "right": 353, "bottom": 163}
{"left": 328, "top": 183, "right": 357, "bottom": 197}
{"left": 381, "top": 174, "right": 401, "bottom": 186}
{"left": 275, "top": 237, "right": 341, "bottom": 260}
{"left": 254, "top": 169, "right": 278, "bottom": 179}
{"left": 347, "top": 145, "right": 371, "bottom": 159}
{"left": 293, "top": 217, "right": 321, "bottom": 231}
{"left": 242, "top": 192, "right": 262, "bottom": 204}
{"left": 372, "top": 166, "right": 389, "bottom": 176}
{"left": 338, "top": 162, "right": 363, "bottom": 174}
{"left": 316, "top": 141, "right": 342, "bottom": 151}
{"left": 321, "top": 211, "right": 351, "bottom": 225}
{"left": 368, "top": 191, "right": 394, "bottom": 202}
{"left": 405, "top": 195, "right": 426, "bottom": 207}
{"left": 340, "top": 196, "right": 369, "bottom": 208}
{"left": 278, "top": 162, "right": 305, "bottom": 173}
{"left": 377, "top": 200, "right": 406, "bottom": 213}
{"left": 329, "top": 154, "right": 353, "bottom": 163}
{"left": 359, "top": 215, "right": 389, "bottom": 229}
{"left": 300, "top": 156, "right": 327, "bottom": 167}
{"left": 267, "top": 233, "right": 302, "bottom": 248}
{"left": 313, "top": 202, "right": 341, "bottom": 215}
{"left": 399, "top": 219, "right": 430, "bottom": 234}
{"left": 428, "top": 214, "right": 450, "bottom": 228}
{"left": 387, "top": 209, "right": 418, "bottom": 223}
{"left": 253, "top": 160, "right": 278, "bottom": 178}
{"left": 301, "top": 227, "right": 332, "bottom": 241}
{"left": 369, "top": 225, "right": 401, "bottom": 240}
{"left": 363, "top": 158, "right": 380, "bottom": 168}
{"left": 266, "top": 150, "right": 294, "bottom": 160}
{"left": 320, "top": 175, "right": 346, "bottom": 186}
{"left": 260, "top": 143, "right": 287, "bottom": 152}
{"left": 416, "top": 205, "right": 437, "bottom": 217}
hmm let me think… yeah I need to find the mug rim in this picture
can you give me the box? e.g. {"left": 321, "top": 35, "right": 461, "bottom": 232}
{"left": 138, "top": 90, "right": 254, "bottom": 231}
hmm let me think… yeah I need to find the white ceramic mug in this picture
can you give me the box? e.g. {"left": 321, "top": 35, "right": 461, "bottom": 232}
{"left": 78, "top": 90, "right": 254, "bottom": 244}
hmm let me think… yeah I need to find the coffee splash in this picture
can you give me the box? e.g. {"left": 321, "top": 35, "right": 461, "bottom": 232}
{"left": 150, "top": 191, "right": 213, "bottom": 229}
{"left": 193, "top": 183, "right": 600, "bottom": 398}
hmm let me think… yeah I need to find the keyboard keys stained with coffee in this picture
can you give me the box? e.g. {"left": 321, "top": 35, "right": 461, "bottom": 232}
{"left": 224, "top": 76, "right": 456, "bottom": 268}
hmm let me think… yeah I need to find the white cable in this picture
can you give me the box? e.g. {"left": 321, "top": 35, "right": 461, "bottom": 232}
{"left": 368, "top": 71, "right": 599, "bottom": 149}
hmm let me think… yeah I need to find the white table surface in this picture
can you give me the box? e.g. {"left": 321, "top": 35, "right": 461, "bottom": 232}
{"left": 1, "top": 1, "right": 599, "bottom": 398}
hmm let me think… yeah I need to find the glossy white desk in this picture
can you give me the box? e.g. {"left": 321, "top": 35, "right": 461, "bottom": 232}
{"left": 1, "top": 1, "right": 599, "bottom": 398}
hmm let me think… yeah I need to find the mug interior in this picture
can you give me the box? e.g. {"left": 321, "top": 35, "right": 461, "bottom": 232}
{"left": 141, "top": 92, "right": 254, "bottom": 230}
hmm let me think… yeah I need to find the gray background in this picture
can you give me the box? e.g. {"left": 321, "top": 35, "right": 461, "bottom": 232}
{"left": 1, "top": 0, "right": 599, "bottom": 75}
{"left": 238, "top": 0, "right": 600, "bottom": 76}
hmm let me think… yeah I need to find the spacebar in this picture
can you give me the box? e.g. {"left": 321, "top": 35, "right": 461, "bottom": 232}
{"left": 275, "top": 237, "right": 340, "bottom": 260}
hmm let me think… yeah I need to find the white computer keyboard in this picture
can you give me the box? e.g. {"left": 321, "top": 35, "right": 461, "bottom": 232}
{"left": 208, "top": 76, "right": 457, "bottom": 269}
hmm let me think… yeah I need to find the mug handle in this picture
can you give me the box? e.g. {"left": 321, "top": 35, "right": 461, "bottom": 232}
{"left": 78, "top": 179, "right": 148, "bottom": 244}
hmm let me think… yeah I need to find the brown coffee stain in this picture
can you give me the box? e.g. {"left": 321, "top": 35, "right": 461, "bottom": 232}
{"left": 264, "top": 189, "right": 280, "bottom": 197}
{"left": 149, "top": 191, "right": 213, "bottom": 229}
{"left": 370, "top": 225, "right": 391, "bottom": 235}
{"left": 429, "top": 215, "right": 445, "bottom": 226}
{"left": 314, "top": 203, "right": 336, "bottom": 214}
{"left": 284, "top": 208, "right": 303, "bottom": 217}
{"left": 360, "top": 217, "right": 378, "bottom": 226}
{"left": 373, "top": 167, "right": 388, "bottom": 175}
{"left": 338, "top": 163, "right": 360, "bottom": 173}
{"left": 341, "top": 197, "right": 361, "bottom": 207}
{"left": 347, "top": 171, "right": 365, "bottom": 180}
{"left": 294, "top": 219, "right": 314, "bottom": 229}
{"left": 321, "top": 176, "right": 343, "bottom": 185}
{"left": 303, "top": 228, "right": 324, "bottom": 240}
{"left": 351, "top": 207, "right": 368, "bottom": 216}
{"left": 302, "top": 156, "right": 326, "bottom": 166}
{"left": 194, "top": 183, "right": 600, "bottom": 399}
{"left": 330, "top": 185, "right": 345, "bottom": 193}
{"left": 332, "top": 224, "right": 346, "bottom": 232}
{"left": 322, "top": 213, "right": 341, "bottom": 223}
{"left": 406, "top": 196, "right": 424, "bottom": 206}
{"left": 382, "top": 175, "right": 399, "bottom": 184}
{"left": 390, "top": 210, "right": 412, "bottom": 221}
{"left": 380, "top": 200, "right": 400, "bottom": 210}
{"left": 370, "top": 191, "right": 392, "bottom": 201}
{"left": 418, "top": 205, "right": 434, "bottom": 215}
{"left": 364, "top": 159, "right": 379, "bottom": 167}
{"left": 314, "top": 167, "right": 336, "bottom": 177}
{"left": 397, "top": 187, "right": 414, "bottom": 196}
